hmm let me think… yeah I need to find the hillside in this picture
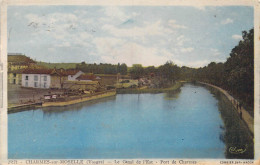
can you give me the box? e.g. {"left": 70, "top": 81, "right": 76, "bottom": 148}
{"left": 37, "top": 62, "right": 78, "bottom": 69}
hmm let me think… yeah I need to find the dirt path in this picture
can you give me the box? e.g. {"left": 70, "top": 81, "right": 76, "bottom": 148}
{"left": 199, "top": 82, "right": 254, "bottom": 136}
{"left": 8, "top": 84, "right": 63, "bottom": 107}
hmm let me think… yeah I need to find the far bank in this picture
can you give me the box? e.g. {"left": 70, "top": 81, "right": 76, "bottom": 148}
{"left": 116, "top": 81, "right": 183, "bottom": 94}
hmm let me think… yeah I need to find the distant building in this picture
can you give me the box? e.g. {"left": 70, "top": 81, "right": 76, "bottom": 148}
{"left": 8, "top": 69, "right": 24, "bottom": 85}
{"left": 21, "top": 68, "right": 84, "bottom": 89}
{"left": 8, "top": 53, "right": 36, "bottom": 71}
{"left": 8, "top": 53, "right": 36, "bottom": 85}
{"left": 115, "top": 79, "right": 138, "bottom": 89}
{"left": 51, "top": 69, "right": 83, "bottom": 88}
{"left": 96, "top": 74, "right": 130, "bottom": 86}
{"left": 76, "top": 73, "right": 101, "bottom": 82}
{"left": 22, "top": 68, "right": 52, "bottom": 88}
{"left": 67, "top": 70, "right": 84, "bottom": 81}
{"left": 63, "top": 80, "right": 103, "bottom": 92}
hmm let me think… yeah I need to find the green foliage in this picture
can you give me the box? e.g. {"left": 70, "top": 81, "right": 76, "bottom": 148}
{"left": 144, "top": 66, "right": 157, "bottom": 75}
{"left": 37, "top": 29, "right": 254, "bottom": 113}
{"left": 129, "top": 64, "right": 145, "bottom": 79}
{"left": 158, "top": 61, "right": 180, "bottom": 83}
{"left": 189, "top": 28, "right": 254, "bottom": 113}
{"left": 129, "top": 61, "right": 180, "bottom": 87}
{"left": 76, "top": 62, "right": 128, "bottom": 75}
{"left": 37, "top": 62, "right": 78, "bottom": 69}
{"left": 117, "top": 81, "right": 183, "bottom": 94}
{"left": 117, "top": 63, "right": 128, "bottom": 75}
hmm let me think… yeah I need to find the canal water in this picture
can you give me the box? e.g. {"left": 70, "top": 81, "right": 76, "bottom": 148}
{"left": 8, "top": 84, "right": 225, "bottom": 159}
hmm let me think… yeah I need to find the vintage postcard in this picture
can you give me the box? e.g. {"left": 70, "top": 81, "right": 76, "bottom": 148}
{"left": 0, "top": 0, "right": 259, "bottom": 164}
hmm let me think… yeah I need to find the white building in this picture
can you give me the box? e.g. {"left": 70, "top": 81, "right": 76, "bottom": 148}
{"left": 67, "top": 70, "right": 84, "bottom": 81}
{"left": 21, "top": 69, "right": 52, "bottom": 88}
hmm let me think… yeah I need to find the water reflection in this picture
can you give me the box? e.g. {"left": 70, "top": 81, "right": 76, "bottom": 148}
{"left": 163, "top": 89, "right": 181, "bottom": 100}
{"left": 42, "top": 96, "right": 116, "bottom": 116}
{"left": 9, "top": 84, "right": 226, "bottom": 159}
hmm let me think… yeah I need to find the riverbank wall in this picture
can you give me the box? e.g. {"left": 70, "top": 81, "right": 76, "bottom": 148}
{"left": 198, "top": 82, "right": 254, "bottom": 136}
{"left": 8, "top": 102, "right": 42, "bottom": 113}
{"left": 197, "top": 82, "right": 254, "bottom": 159}
{"left": 8, "top": 90, "right": 116, "bottom": 112}
{"left": 42, "top": 91, "right": 116, "bottom": 107}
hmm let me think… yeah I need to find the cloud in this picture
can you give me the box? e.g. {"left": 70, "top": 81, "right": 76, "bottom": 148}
{"left": 160, "top": 49, "right": 175, "bottom": 59}
{"left": 93, "top": 37, "right": 126, "bottom": 55}
{"left": 103, "top": 21, "right": 173, "bottom": 38}
{"left": 25, "top": 13, "right": 78, "bottom": 25}
{"left": 221, "top": 18, "right": 233, "bottom": 25}
{"left": 93, "top": 37, "right": 174, "bottom": 66}
{"left": 176, "top": 35, "right": 190, "bottom": 46}
{"left": 193, "top": 6, "right": 206, "bottom": 11}
{"left": 180, "top": 47, "right": 194, "bottom": 53}
{"left": 175, "top": 59, "right": 210, "bottom": 68}
{"left": 13, "top": 6, "right": 248, "bottom": 68}
{"left": 101, "top": 7, "right": 130, "bottom": 23}
{"left": 56, "top": 42, "right": 71, "bottom": 48}
{"left": 24, "top": 12, "right": 94, "bottom": 49}
{"left": 232, "top": 34, "right": 242, "bottom": 40}
{"left": 168, "top": 20, "right": 187, "bottom": 29}
{"left": 47, "top": 47, "right": 55, "bottom": 52}
{"left": 210, "top": 48, "right": 221, "bottom": 56}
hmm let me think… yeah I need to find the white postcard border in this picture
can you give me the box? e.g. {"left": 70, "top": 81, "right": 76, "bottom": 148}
{"left": 1, "top": 0, "right": 259, "bottom": 164}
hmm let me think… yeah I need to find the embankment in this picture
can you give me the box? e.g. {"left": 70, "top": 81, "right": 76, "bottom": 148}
{"left": 198, "top": 82, "right": 254, "bottom": 159}
{"left": 42, "top": 91, "right": 116, "bottom": 107}
{"left": 117, "top": 81, "right": 183, "bottom": 94}
{"left": 8, "top": 91, "right": 116, "bottom": 113}
{"left": 198, "top": 82, "right": 253, "bottom": 135}
{"left": 8, "top": 102, "right": 42, "bottom": 113}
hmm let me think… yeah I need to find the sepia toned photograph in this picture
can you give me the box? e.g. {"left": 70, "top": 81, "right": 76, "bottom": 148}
{"left": 2, "top": 2, "right": 258, "bottom": 163}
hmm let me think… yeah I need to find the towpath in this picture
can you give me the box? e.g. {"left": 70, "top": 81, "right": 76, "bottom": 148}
{"left": 199, "top": 82, "right": 254, "bottom": 136}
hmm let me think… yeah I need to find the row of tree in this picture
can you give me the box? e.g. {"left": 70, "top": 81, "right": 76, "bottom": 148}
{"left": 186, "top": 29, "right": 254, "bottom": 112}
{"left": 76, "top": 62, "right": 127, "bottom": 75}
{"left": 75, "top": 29, "right": 254, "bottom": 112}
{"left": 129, "top": 62, "right": 181, "bottom": 86}
{"left": 127, "top": 29, "right": 254, "bottom": 112}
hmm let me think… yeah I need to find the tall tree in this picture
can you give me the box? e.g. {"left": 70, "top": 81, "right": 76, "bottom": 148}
{"left": 129, "top": 64, "right": 144, "bottom": 79}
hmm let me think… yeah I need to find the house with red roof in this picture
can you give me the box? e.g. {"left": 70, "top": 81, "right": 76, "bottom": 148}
{"left": 75, "top": 73, "right": 101, "bottom": 82}
{"left": 22, "top": 68, "right": 53, "bottom": 88}
{"left": 50, "top": 68, "right": 83, "bottom": 88}
{"left": 21, "top": 68, "right": 84, "bottom": 89}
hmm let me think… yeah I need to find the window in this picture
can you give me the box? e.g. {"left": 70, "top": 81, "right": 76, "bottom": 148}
{"left": 25, "top": 82, "right": 28, "bottom": 87}
{"left": 25, "top": 75, "right": 29, "bottom": 80}
{"left": 44, "top": 82, "right": 47, "bottom": 88}
{"left": 44, "top": 76, "right": 47, "bottom": 81}
{"left": 13, "top": 73, "right": 16, "bottom": 77}
{"left": 34, "top": 75, "right": 38, "bottom": 81}
{"left": 34, "top": 82, "right": 38, "bottom": 87}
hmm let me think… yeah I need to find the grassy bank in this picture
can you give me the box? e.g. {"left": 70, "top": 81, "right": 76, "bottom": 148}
{"left": 209, "top": 87, "right": 254, "bottom": 159}
{"left": 116, "top": 82, "right": 183, "bottom": 94}
{"left": 37, "top": 62, "right": 78, "bottom": 69}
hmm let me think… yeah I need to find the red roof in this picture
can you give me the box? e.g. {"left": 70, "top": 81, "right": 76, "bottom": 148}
{"left": 76, "top": 74, "right": 96, "bottom": 81}
{"left": 22, "top": 68, "right": 82, "bottom": 76}
{"left": 22, "top": 68, "right": 53, "bottom": 74}
{"left": 63, "top": 69, "right": 80, "bottom": 76}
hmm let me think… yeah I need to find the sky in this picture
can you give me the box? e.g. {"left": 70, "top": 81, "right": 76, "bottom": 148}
{"left": 7, "top": 6, "right": 253, "bottom": 68}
